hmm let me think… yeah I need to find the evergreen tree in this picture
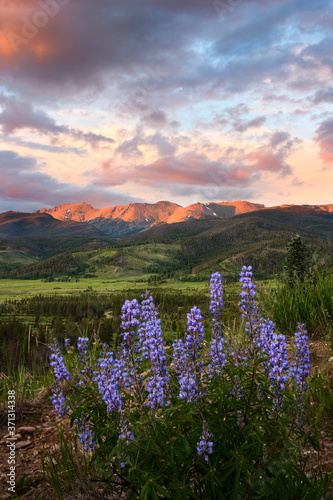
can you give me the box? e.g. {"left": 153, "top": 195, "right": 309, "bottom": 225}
{"left": 284, "top": 234, "right": 313, "bottom": 285}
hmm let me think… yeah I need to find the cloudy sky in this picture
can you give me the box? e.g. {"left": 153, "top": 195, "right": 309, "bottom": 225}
{"left": 0, "top": 0, "right": 332, "bottom": 212}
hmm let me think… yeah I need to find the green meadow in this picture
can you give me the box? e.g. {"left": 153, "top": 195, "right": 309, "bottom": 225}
{"left": 0, "top": 275, "right": 214, "bottom": 301}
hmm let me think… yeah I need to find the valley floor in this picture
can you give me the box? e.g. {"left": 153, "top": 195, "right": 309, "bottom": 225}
{"left": 0, "top": 277, "right": 211, "bottom": 302}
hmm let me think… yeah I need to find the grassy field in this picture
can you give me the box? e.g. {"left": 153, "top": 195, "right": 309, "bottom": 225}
{"left": 0, "top": 275, "right": 216, "bottom": 301}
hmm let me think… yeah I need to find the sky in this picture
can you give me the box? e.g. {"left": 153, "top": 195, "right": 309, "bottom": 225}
{"left": 0, "top": 0, "right": 332, "bottom": 212}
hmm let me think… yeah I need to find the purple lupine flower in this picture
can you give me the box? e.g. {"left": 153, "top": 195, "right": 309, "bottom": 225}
{"left": 50, "top": 341, "right": 71, "bottom": 382}
{"left": 117, "top": 412, "right": 135, "bottom": 467}
{"left": 289, "top": 323, "right": 311, "bottom": 392}
{"left": 121, "top": 299, "right": 141, "bottom": 349}
{"left": 173, "top": 306, "right": 205, "bottom": 402}
{"left": 267, "top": 332, "right": 289, "bottom": 414}
{"left": 268, "top": 333, "right": 289, "bottom": 389}
{"left": 239, "top": 266, "right": 259, "bottom": 341}
{"left": 77, "top": 337, "right": 90, "bottom": 365}
{"left": 94, "top": 350, "right": 124, "bottom": 413}
{"left": 234, "top": 343, "right": 249, "bottom": 368}
{"left": 173, "top": 338, "right": 197, "bottom": 401}
{"left": 197, "top": 421, "right": 214, "bottom": 461}
{"left": 64, "top": 338, "right": 70, "bottom": 349}
{"left": 208, "top": 272, "right": 228, "bottom": 377}
{"left": 227, "top": 338, "right": 236, "bottom": 357}
{"left": 256, "top": 318, "right": 275, "bottom": 358}
{"left": 208, "top": 336, "right": 227, "bottom": 378}
{"left": 50, "top": 382, "right": 67, "bottom": 417}
{"left": 289, "top": 323, "right": 311, "bottom": 425}
{"left": 75, "top": 413, "right": 96, "bottom": 452}
{"left": 140, "top": 292, "right": 170, "bottom": 408}
{"left": 185, "top": 306, "right": 205, "bottom": 359}
{"left": 222, "top": 338, "right": 248, "bottom": 371}
{"left": 237, "top": 410, "right": 245, "bottom": 429}
{"left": 118, "top": 299, "right": 143, "bottom": 396}
{"left": 210, "top": 272, "right": 224, "bottom": 338}
{"left": 119, "top": 412, "right": 135, "bottom": 445}
{"left": 76, "top": 337, "right": 92, "bottom": 387}
{"left": 120, "top": 299, "right": 142, "bottom": 365}
{"left": 139, "top": 292, "right": 154, "bottom": 361}
{"left": 231, "top": 375, "right": 243, "bottom": 399}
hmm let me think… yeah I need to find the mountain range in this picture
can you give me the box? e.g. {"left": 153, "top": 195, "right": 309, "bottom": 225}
{"left": 1, "top": 201, "right": 332, "bottom": 280}
{"left": 0, "top": 200, "right": 332, "bottom": 238}
{"left": 35, "top": 200, "right": 266, "bottom": 236}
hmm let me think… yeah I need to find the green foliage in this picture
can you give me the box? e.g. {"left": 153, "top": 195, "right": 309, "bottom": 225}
{"left": 284, "top": 234, "right": 313, "bottom": 285}
{"left": 306, "top": 367, "right": 333, "bottom": 437}
{"left": 262, "top": 270, "right": 333, "bottom": 337}
{"left": 45, "top": 278, "right": 332, "bottom": 499}
{"left": 41, "top": 425, "right": 100, "bottom": 500}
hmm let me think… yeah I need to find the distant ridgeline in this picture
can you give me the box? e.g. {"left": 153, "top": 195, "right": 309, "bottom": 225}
{"left": 0, "top": 202, "right": 331, "bottom": 281}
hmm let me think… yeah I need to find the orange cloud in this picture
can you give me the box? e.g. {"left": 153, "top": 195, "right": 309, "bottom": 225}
{"left": 0, "top": 33, "right": 15, "bottom": 57}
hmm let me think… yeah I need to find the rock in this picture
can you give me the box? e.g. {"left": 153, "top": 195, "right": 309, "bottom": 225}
{"left": 43, "top": 422, "right": 54, "bottom": 428}
{"left": 328, "top": 356, "right": 333, "bottom": 363}
{"left": 17, "top": 426, "right": 36, "bottom": 435}
{"left": 15, "top": 441, "right": 32, "bottom": 450}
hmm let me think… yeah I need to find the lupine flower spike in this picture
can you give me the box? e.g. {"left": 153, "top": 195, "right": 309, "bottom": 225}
{"left": 197, "top": 421, "right": 214, "bottom": 461}
{"left": 173, "top": 306, "right": 205, "bottom": 402}
{"left": 50, "top": 383, "right": 67, "bottom": 418}
{"left": 239, "top": 266, "right": 259, "bottom": 342}
{"left": 50, "top": 340, "right": 71, "bottom": 382}
{"left": 75, "top": 413, "right": 96, "bottom": 452}
{"left": 49, "top": 340, "right": 71, "bottom": 417}
{"left": 208, "top": 272, "right": 227, "bottom": 378}
{"left": 77, "top": 337, "right": 90, "bottom": 365}
{"left": 209, "top": 272, "right": 224, "bottom": 339}
{"left": 119, "top": 299, "right": 143, "bottom": 394}
{"left": 289, "top": 323, "right": 311, "bottom": 424}
{"left": 268, "top": 332, "right": 289, "bottom": 415}
{"left": 94, "top": 349, "right": 124, "bottom": 413}
{"left": 118, "top": 412, "right": 135, "bottom": 467}
{"left": 139, "top": 292, "right": 170, "bottom": 408}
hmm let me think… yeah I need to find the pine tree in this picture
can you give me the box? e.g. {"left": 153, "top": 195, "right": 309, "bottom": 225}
{"left": 284, "top": 234, "right": 313, "bottom": 285}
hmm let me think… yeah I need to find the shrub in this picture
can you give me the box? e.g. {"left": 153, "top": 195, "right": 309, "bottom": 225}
{"left": 46, "top": 268, "right": 333, "bottom": 499}
{"left": 261, "top": 269, "right": 333, "bottom": 338}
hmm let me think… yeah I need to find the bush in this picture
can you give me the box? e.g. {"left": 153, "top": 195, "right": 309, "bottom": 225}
{"left": 46, "top": 268, "right": 333, "bottom": 499}
{"left": 262, "top": 269, "right": 333, "bottom": 338}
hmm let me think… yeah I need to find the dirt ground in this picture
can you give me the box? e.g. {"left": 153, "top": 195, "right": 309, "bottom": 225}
{"left": 0, "top": 340, "right": 332, "bottom": 499}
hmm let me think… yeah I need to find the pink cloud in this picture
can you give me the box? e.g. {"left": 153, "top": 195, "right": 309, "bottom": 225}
{"left": 90, "top": 131, "right": 299, "bottom": 190}
{"left": 315, "top": 118, "right": 333, "bottom": 167}
{"left": 0, "top": 150, "right": 140, "bottom": 212}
